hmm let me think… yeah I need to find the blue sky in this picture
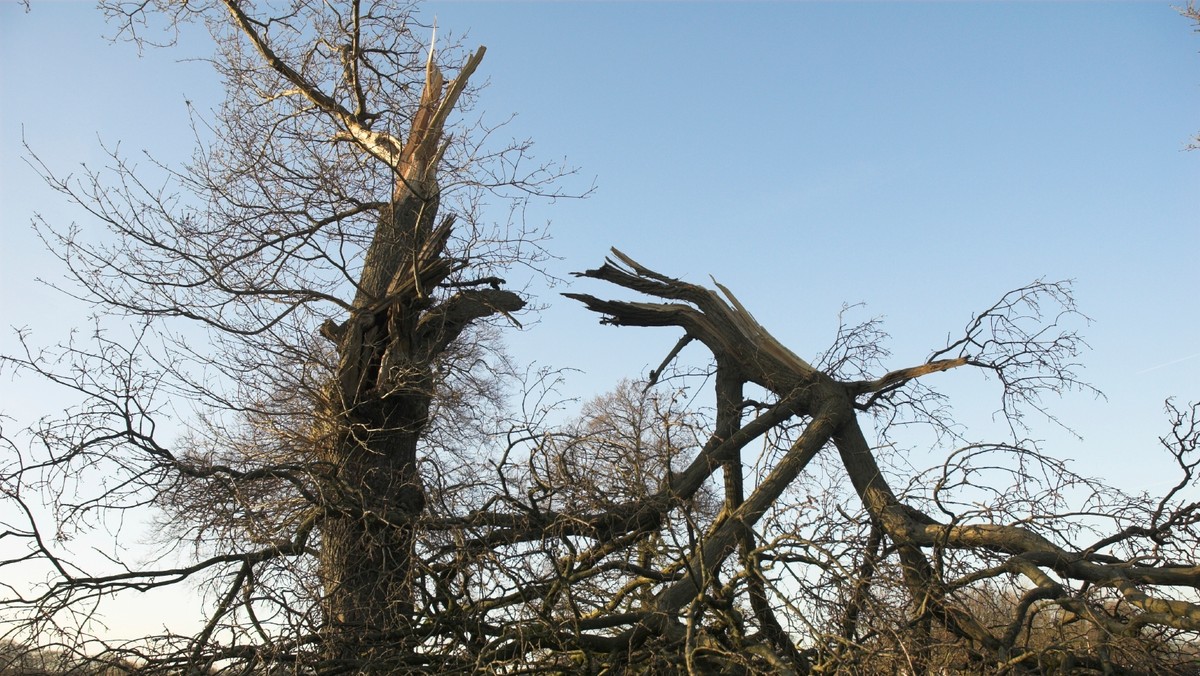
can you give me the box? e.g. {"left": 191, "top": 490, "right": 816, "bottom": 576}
{"left": 2, "top": 3, "right": 1197, "bottom": 502}
{"left": 429, "top": 3, "right": 1200, "bottom": 466}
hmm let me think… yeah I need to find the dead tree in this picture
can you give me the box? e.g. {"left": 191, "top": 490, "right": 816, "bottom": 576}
{"left": 552, "top": 250, "right": 1200, "bottom": 673}
{"left": 3, "top": 2, "right": 1198, "bottom": 674}
{"left": 2, "top": 0, "right": 565, "bottom": 671}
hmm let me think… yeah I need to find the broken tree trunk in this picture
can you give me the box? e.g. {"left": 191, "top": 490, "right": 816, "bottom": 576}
{"left": 314, "top": 46, "right": 524, "bottom": 665}
{"left": 564, "top": 250, "right": 1013, "bottom": 659}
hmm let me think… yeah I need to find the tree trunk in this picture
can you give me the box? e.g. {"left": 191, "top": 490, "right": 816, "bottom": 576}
{"left": 319, "top": 202, "right": 438, "bottom": 665}
{"left": 320, "top": 399, "right": 427, "bottom": 663}
{"left": 312, "top": 47, "right": 524, "bottom": 668}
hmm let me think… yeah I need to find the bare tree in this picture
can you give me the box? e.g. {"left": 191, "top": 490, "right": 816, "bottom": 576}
{"left": 555, "top": 251, "right": 1200, "bottom": 674}
{"left": 2, "top": 2, "right": 1198, "bottom": 675}
{"left": 3, "top": 0, "right": 572, "bottom": 671}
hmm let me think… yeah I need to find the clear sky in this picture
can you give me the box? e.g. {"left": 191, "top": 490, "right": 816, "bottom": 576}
{"left": 1, "top": 0, "right": 1198, "bottom": 635}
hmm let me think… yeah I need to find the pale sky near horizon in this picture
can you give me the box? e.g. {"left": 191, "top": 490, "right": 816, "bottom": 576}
{"left": 1, "top": 0, "right": 1198, "bottom": 638}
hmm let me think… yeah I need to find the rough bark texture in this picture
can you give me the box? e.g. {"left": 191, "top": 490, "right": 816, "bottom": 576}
{"left": 309, "top": 45, "right": 523, "bottom": 664}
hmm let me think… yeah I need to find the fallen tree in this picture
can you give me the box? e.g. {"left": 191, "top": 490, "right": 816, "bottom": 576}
{"left": 546, "top": 250, "right": 1200, "bottom": 673}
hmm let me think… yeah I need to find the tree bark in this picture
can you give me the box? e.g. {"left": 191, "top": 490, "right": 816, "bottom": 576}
{"left": 313, "top": 46, "right": 523, "bottom": 666}
{"left": 566, "top": 251, "right": 1006, "bottom": 654}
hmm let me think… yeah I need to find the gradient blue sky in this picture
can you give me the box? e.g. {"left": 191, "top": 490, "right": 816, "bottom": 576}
{"left": 2, "top": 0, "right": 1197, "bottom": 537}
